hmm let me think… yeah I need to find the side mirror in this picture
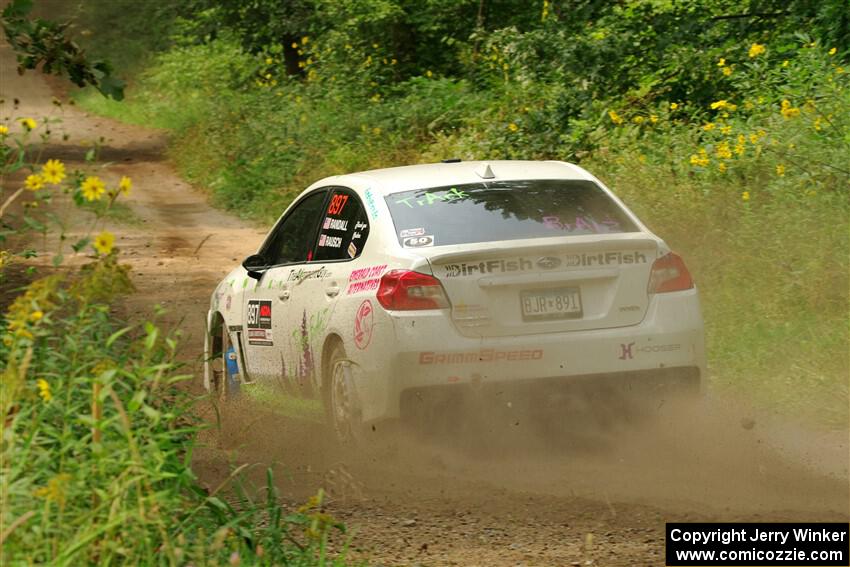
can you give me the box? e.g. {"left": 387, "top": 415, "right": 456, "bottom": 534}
{"left": 242, "top": 253, "right": 268, "bottom": 280}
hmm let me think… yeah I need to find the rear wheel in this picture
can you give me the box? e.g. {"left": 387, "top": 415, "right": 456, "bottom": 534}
{"left": 327, "top": 343, "right": 363, "bottom": 444}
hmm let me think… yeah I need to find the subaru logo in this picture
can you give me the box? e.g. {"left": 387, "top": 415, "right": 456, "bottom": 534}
{"left": 536, "top": 256, "right": 561, "bottom": 270}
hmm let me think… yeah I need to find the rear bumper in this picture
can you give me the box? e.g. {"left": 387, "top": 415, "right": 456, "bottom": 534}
{"left": 353, "top": 288, "right": 705, "bottom": 422}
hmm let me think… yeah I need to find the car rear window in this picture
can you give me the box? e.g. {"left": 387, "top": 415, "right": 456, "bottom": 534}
{"left": 385, "top": 179, "right": 639, "bottom": 247}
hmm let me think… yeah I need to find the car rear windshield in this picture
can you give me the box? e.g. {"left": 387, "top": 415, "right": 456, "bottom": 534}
{"left": 385, "top": 179, "right": 639, "bottom": 247}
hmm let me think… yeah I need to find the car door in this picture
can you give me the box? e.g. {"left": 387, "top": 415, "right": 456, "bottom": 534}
{"left": 282, "top": 187, "right": 371, "bottom": 398}
{"left": 242, "top": 189, "right": 328, "bottom": 382}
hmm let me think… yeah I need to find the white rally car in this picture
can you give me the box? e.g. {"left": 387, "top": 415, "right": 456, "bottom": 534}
{"left": 205, "top": 160, "right": 705, "bottom": 441}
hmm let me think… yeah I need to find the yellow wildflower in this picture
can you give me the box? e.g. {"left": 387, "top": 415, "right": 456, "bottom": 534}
{"left": 508, "top": 122, "right": 519, "bottom": 132}
{"left": 372, "top": 127, "right": 381, "bottom": 136}
{"left": 425, "top": 70, "right": 433, "bottom": 78}
{"left": 720, "top": 125, "right": 732, "bottom": 134}
{"left": 715, "top": 141, "right": 732, "bottom": 159}
{"left": 718, "top": 162, "right": 727, "bottom": 173}
{"left": 741, "top": 191, "right": 750, "bottom": 202}
{"left": 670, "top": 102, "right": 679, "bottom": 110}
{"left": 780, "top": 99, "right": 800, "bottom": 119}
{"left": 118, "top": 176, "right": 132, "bottom": 195}
{"left": 748, "top": 43, "right": 766, "bottom": 58}
{"left": 81, "top": 176, "right": 106, "bottom": 201}
{"left": 722, "top": 66, "right": 733, "bottom": 77}
{"left": 291, "top": 42, "right": 298, "bottom": 49}
{"left": 632, "top": 115, "right": 645, "bottom": 124}
{"left": 93, "top": 231, "right": 115, "bottom": 255}
{"left": 25, "top": 174, "right": 45, "bottom": 191}
{"left": 710, "top": 100, "right": 728, "bottom": 110}
{"left": 608, "top": 110, "right": 623, "bottom": 125}
{"left": 689, "top": 149, "right": 709, "bottom": 167}
{"left": 301, "top": 36, "right": 309, "bottom": 45}
{"left": 20, "top": 118, "right": 37, "bottom": 131}
{"left": 814, "top": 117, "right": 823, "bottom": 131}
{"left": 775, "top": 164, "right": 785, "bottom": 177}
{"left": 30, "top": 310, "right": 43, "bottom": 322}
{"left": 41, "top": 159, "right": 66, "bottom": 184}
{"left": 717, "top": 58, "right": 726, "bottom": 67}
{"left": 828, "top": 47, "right": 837, "bottom": 56}
{"left": 33, "top": 473, "right": 70, "bottom": 504}
{"left": 734, "top": 143, "right": 745, "bottom": 156}
{"left": 649, "top": 115, "right": 658, "bottom": 124}
{"left": 782, "top": 60, "right": 789, "bottom": 67}
{"left": 37, "top": 378, "right": 51, "bottom": 402}
{"left": 702, "top": 122, "right": 715, "bottom": 131}
{"left": 0, "top": 125, "right": 8, "bottom": 135}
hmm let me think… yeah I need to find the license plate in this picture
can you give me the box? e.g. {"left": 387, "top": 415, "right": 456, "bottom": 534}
{"left": 520, "top": 287, "right": 582, "bottom": 320}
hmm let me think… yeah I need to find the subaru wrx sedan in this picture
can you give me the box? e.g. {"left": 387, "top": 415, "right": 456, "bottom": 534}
{"left": 205, "top": 160, "right": 705, "bottom": 441}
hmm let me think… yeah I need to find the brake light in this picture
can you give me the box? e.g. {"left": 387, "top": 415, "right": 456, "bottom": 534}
{"left": 648, "top": 252, "right": 694, "bottom": 293}
{"left": 376, "top": 270, "right": 450, "bottom": 310}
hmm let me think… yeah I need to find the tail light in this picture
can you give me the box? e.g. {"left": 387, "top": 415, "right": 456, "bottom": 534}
{"left": 377, "top": 270, "right": 450, "bottom": 310}
{"left": 648, "top": 252, "right": 694, "bottom": 293}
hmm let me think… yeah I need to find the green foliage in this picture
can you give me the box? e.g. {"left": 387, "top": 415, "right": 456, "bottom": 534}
{"left": 0, "top": 108, "right": 351, "bottom": 565}
{"left": 1, "top": 0, "right": 125, "bottom": 99}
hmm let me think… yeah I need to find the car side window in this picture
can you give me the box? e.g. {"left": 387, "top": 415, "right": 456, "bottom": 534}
{"left": 261, "top": 191, "right": 327, "bottom": 266}
{"left": 312, "top": 188, "right": 370, "bottom": 262}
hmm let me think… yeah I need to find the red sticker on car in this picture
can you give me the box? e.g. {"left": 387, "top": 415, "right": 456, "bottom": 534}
{"left": 354, "top": 299, "right": 374, "bottom": 350}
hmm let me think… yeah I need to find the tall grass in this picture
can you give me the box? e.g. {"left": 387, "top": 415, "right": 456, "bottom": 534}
{"left": 0, "top": 117, "right": 352, "bottom": 564}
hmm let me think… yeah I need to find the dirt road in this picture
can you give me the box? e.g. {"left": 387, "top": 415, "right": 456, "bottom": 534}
{"left": 3, "top": 47, "right": 848, "bottom": 566}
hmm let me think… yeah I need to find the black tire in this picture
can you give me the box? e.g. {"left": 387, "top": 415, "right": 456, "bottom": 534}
{"left": 326, "top": 342, "right": 363, "bottom": 444}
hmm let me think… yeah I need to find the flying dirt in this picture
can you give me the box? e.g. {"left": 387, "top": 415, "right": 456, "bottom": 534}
{"left": 3, "top": 44, "right": 847, "bottom": 566}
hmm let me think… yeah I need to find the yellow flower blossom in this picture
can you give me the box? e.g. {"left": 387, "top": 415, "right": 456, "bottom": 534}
{"left": 0, "top": 125, "right": 8, "bottom": 135}
{"left": 775, "top": 164, "right": 785, "bottom": 177}
{"left": 780, "top": 99, "right": 800, "bottom": 119}
{"left": 710, "top": 100, "right": 728, "bottom": 110}
{"left": 118, "top": 176, "right": 132, "bottom": 195}
{"left": 41, "top": 159, "right": 66, "bottom": 184}
{"left": 782, "top": 60, "right": 789, "bottom": 67}
{"left": 608, "top": 110, "right": 624, "bottom": 125}
{"left": 741, "top": 191, "right": 750, "bottom": 201}
{"left": 20, "top": 118, "right": 37, "bottom": 131}
{"left": 748, "top": 43, "right": 766, "bottom": 58}
{"left": 25, "top": 174, "right": 45, "bottom": 191}
{"left": 425, "top": 70, "right": 433, "bottom": 78}
{"left": 632, "top": 115, "right": 644, "bottom": 124}
{"left": 828, "top": 47, "right": 837, "bottom": 56}
{"left": 649, "top": 114, "right": 658, "bottom": 124}
{"left": 715, "top": 141, "right": 732, "bottom": 159}
{"left": 669, "top": 102, "right": 679, "bottom": 110}
{"left": 722, "top": 66, "right": 733, "bottom": 77}
{"left": 689, "top": 149, "right": 709, "bottom": 167}
{"left": 702, "top": 122, "right": 715, "bottom": 131}
{"left": 33, "top": 473, "right": 70, "bottom": 504}
{"left": 717, "top": 58, "right": 726, "bottom": 67}
{"left": 720, "top": 125, "right": 732, "bottom": 135}
{"left": 93, "top": 231, "right": 115, "bottom": 255}
{"left": 508, "top": 122, "right": 519, "bottom": 132}
{"left": 37, "top": 378, "right": 51, "bottom": 402}
{"left": 734, "top": 143, "right": 745, "bottom": 156}
{"left": 718, "top": 162, "right": 727, "bottom": 173}
{"left": 301, "top": 36, "right": 309, "bottom": 45}
{"left": 30, "top": 310, "right": 43, "bottom": 322}
{"left": 81, "top": 176, "right": 106, "bottom": 201}
{"left": 814, "top": 117, "right": 823, "bottom": 131}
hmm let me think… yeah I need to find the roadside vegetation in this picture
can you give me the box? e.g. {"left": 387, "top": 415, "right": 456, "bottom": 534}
{"left": 71, "top": 0, "right": 849, "bottom": 427}
{"left": 0, "top": 4, "right": 352, "bottom": 564}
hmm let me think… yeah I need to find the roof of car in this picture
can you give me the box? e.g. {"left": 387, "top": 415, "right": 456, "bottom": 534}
{"left": 309, "top": 160, "right": 592, "bottom": 195}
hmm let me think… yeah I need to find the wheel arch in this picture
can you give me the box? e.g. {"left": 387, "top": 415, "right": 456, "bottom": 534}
{"left": 320, "top": 333, "right": 345, "bottom": 407}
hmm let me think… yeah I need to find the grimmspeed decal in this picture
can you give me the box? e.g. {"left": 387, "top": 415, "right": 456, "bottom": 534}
{"left": 247, "top": 300, "right": 273, "bottom": 346}
{"left": 419, "top": 349, "right": 543, "bottom": 364}
{"left": 443, "top": 251, "right": 648, "bottom": 278}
